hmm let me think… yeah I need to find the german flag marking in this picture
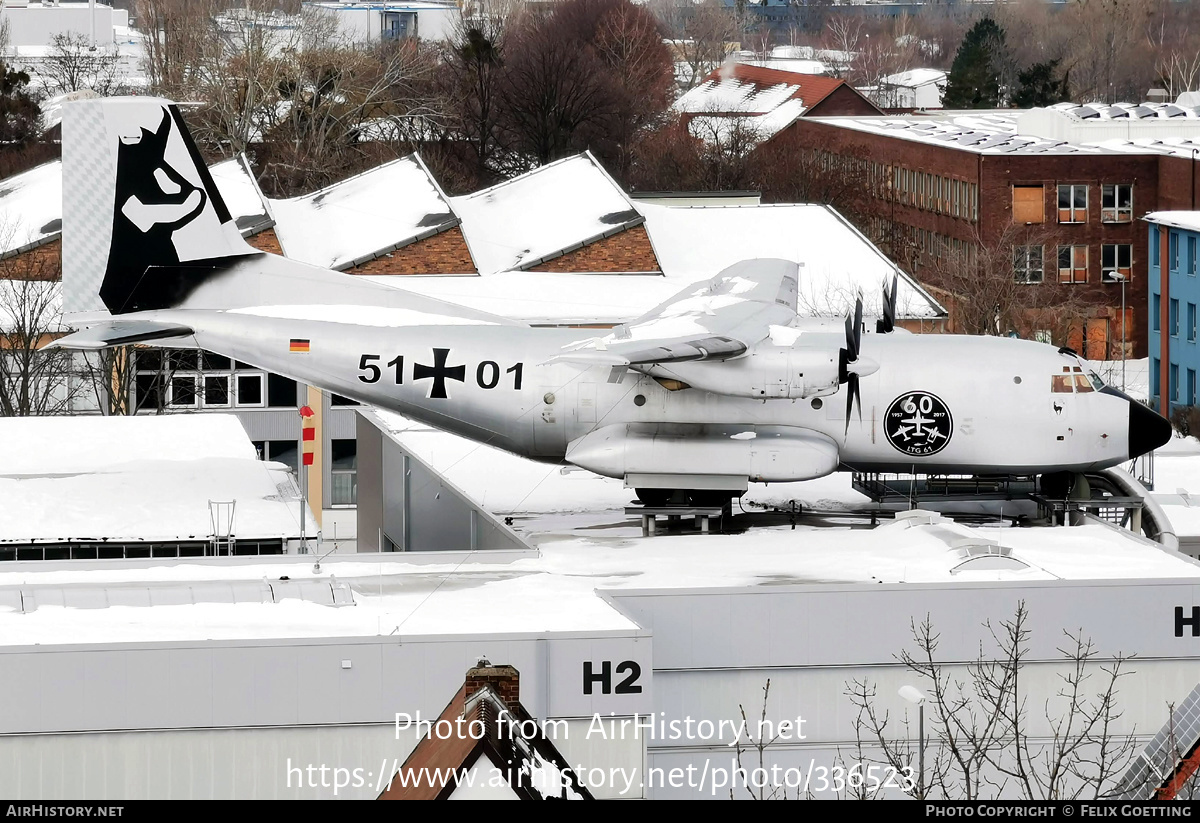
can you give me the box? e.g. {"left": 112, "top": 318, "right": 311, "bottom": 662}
{"left": 289, "top": 339, "right": 310, "bottom": 353}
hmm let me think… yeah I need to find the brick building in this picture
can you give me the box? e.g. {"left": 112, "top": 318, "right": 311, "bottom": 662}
{"left": 675, "top": 64, "right": 881, "bottom": 145}
{"left": 266, "top": 152, "right": 662, "bottom": 276}
{"left": 783, "top": 103, "right": 1200, "bottom": 359}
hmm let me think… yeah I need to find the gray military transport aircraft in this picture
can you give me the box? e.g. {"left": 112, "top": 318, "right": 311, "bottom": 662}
{"left": 49, "top": 98, "right": 1172, "bottom": 506}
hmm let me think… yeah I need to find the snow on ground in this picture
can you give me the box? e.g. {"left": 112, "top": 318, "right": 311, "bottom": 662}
{"left": 0, "top": 415, "right": 315, "bottom": 543}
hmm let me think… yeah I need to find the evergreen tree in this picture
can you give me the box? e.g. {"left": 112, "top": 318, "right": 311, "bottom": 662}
{"left": 0, "top": 64, "right": 40, "bottom": 146}
{"left": 1011, "top": 59, "right": 1071, "bottom": 109}
{"left": 942, "top": 17, "right": 1008, "bottom": 109}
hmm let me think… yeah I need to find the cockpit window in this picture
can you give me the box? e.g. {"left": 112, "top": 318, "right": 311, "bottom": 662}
{"left": 1052, "top": 374, "right": 1074, "bottom": 393}
{"left": 1074, "top": 374, "right": 1094, "bottom": 392}
{"left": 1088, "top": 371, "right": 1105, "bottom": 391}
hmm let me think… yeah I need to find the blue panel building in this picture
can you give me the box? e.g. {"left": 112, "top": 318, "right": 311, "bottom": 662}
{"left": 1147, "top": 212, "right": 1200, "bottom": 414}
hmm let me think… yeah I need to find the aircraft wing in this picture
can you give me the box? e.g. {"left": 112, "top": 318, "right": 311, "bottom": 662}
{"left": 554, "top": 259, "right": 799, "bottom": 367}
{"left": 43, "top": 319, "right": 196, "bottom": 350}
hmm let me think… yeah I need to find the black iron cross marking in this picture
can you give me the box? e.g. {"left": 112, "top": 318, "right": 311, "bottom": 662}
{"left": 413, "top": 348, "right": 466, "bottom": 399}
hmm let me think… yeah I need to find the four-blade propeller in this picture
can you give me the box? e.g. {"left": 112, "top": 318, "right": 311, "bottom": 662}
{"left": 840, "top": 276, "right": 898, "bottom": 435}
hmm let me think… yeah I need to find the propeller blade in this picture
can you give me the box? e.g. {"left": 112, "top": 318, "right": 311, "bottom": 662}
{"left": 843, "top": 373, "right": 862, "bottom": 435}
{"left": 877, "top": 275, "right": 899, "bottom": 334}
{"left": 853, "top": 294, "right": 863, "bottom": 350}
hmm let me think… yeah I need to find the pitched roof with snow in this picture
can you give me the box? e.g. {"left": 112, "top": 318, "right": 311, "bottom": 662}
{"left": 882, "top": 68, "right": 947, "bottom": 89}
{"left": 209, "top": 156, "right": 274, "bottom": 237}
{"left": 674, "top": 64, "right": 857, "bottom": 143}
{"left": 635, "top": 201, "right": 943, "bottom": 319}
{"left": 450, "top": 153, "right": 641, "bottom": 275}
{"left": 0, "top": 161, "right": 62, "bottom": 258}
{"left": 0, "top": 156, "right": 273, "bottom": 258}
{"left": 268, "top": 155, "right": 458, "bottom": 271}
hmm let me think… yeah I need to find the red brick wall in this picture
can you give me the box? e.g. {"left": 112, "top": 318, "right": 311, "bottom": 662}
{"left": 528, "top": 225, "right": 660, "bottom": 273}
{"left": 782, "top": 118, "right": 1192, "bottom": 357}
{"left": 346, "top": 227, "right": 477, "bottom": 275}
{"left": 0, "top": 238, "right": 61, "bottom": 280}
{"left": 806, "top": 85, "right": 883, "bottom": 117}
{"left": 246, "top": 228, "right": 282, "bottom": 255}
{"left": 465, "top": 664, "right": 520, "bottom": 705}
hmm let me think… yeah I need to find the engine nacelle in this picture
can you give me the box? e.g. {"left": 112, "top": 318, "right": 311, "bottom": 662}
{"left": 565, "top": 423, "right": 841, "bottom": 482}
{"left": 648, "top": 345, "right": 841, "bottom": 400}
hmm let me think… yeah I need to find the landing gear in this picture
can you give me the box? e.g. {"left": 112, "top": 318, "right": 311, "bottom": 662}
{"left": 686, "top": 489, "right": 738, "bottom": 508}
{"left": 634, "top": 488, "right": 740, "bottom": 508}
{"left": 635, "top": 488, "right": 677, "bottom": 507}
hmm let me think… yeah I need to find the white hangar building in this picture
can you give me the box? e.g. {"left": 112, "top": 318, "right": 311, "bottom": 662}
{"left": 3, "top": 413, "right": 1200, "bottom": 799}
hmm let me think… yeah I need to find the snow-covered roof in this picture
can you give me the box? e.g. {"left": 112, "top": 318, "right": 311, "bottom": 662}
{"left": 0, "top": 415, "right": 314, "bottom": 544}
{"left": 0, "top": 161, "right": 62, "bottom": 258}
{"left": 882, "top": 68, "right": 946, "bottom": 89}
{"left": 635, "top": 201, "right": 943, "bottom": 318}
{"left": 209, "top": 155, "right": 274, "bottom": 237}
{"left": 685, "top": 100, "right": 807, "bottom": 144}
{"left": 450, "top": 153, "right": 642, "bottom": 275}
{"left": 675, "top": 67, "right": 804, "bottom": 115}
{"left": 1146, "top": 211, "right": 1200, "bottom": 234}
{"left": 0, "top": 156, "right": 272, "bottom": 257}
{"left": 1048, "top": 101, "right": 1200, "bottom": 121}
{"left": 268, "top": 155, "right": 457, "bottom": 271}
{"left": 819, "top": 105, "right": 1200, "bottom": 157}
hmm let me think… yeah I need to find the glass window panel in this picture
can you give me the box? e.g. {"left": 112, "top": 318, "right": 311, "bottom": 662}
{"left": 267, "top": 440, "right": 298, "bottom": 473}
{"left": 267, "top": 373, "right": 297, "bottom": 408}
{"left": 170, "top": 375, "right": 197, "bottom": 406}
{"left": 331, "top": 439, "right": 357, "bottom": 470}
{"left": 204, "top": 375, "right": 230, "bottom": 406}
{"left": 237, "top": 374, "right": 263, "bottom": 405}
{"left": 202, "top": 351, "right": 231, "bottom": 370}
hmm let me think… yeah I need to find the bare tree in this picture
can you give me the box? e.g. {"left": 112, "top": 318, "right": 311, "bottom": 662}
{"left": 0, "top": 253, "right": 80, "bottom": 417}
{"left": 38, "top": 31, "right": 126, "bottom": 97}
{"left": 921, "top": 223, "right": 1095, "bottom": 349}
{"left": 848, "top": 601, "right": 1138, "bottom": 800}
{"left": 674, "top": 0, "right": 738, "bottom": 92}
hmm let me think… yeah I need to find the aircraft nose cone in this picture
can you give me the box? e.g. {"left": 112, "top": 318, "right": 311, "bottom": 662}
{"left": 1129, "top": 400, "right": 1173, "bottom": 459}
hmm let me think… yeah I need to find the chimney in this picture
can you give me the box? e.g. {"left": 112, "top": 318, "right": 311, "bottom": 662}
{"left": 465, "top": 658, "right": 520, "bottom": 706}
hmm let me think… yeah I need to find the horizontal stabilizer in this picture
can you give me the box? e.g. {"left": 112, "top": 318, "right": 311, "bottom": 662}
{"left": 44, "top": 320, "right": 195, "bottom": 350}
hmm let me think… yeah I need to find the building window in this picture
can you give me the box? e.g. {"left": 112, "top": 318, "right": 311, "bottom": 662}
{"left": 1057, "top": 184, "right": 1088, "bottom": 223}
{"left": 1171, "top": 232, "right": 1180, "bottom": 271}
{"left": 1101, "top": 184, "right": 1132, "bottom": 223}
{"left": 267, "top": 373, "right": 297, "bottom": 408}
{"left": 132, "top": 350, "right": 281, "bottom": 412}
{"left": 1190, "top": 368, "right": 1197, "bottom": 406}
{"left": 1153, "top": 357, "right": 1161, "bottom": 397}
{"left": 1171, "top": 363, "right": 1180, "bottom": 402}
{"left": 1172, "top": 298, "right": 1180, "bottom": 336}
{"left": 1190, "top": 303, "right": 1197, "bottom": 342}
{"left": 1100, "top": 244, "right": 1132, "bottom": 281}
{"left": 1190, "top": 236, "right": 1197, "bottom": 276}
{"left": 236, "top": 373, "right": 264, "bottom": 406}
{"left": 1058, "top": 245, "right": 1088, "bottom": 283}
{"left": 330, "top": 439, "right": 357, "bottom": 506}
{"left": 331, "top": 393, "right": 360, "bottom": 406}
{"left": 1014, "top": 245, "right": 1044, "bottom": 283}
{"left": 261, "top": 440, "right": 298, "bottom": 474}
{"left": 1153, "top": 226, "right": 1161, "bottom": 267}
{"left": 1013, "top": 185, "right": 1044, "bottom": 224}
{"left": 1154, "top": 293, "right": 1161, "bottom": 332}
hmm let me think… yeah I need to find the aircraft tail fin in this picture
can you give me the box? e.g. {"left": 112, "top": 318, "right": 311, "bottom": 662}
{"left": 63, "top": 97, "right": 259, "bottom": 316}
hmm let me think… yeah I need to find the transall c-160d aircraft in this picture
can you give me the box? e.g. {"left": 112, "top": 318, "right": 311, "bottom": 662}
{"left": 49, "top": 98, "right": 1172, "bottom": 506}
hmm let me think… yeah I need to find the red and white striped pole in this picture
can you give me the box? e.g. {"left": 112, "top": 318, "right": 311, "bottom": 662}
{"left": 299, "top": 404, "right": 315, "bottom": 553}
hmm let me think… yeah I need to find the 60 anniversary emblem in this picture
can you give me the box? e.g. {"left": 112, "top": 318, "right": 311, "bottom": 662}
{"left": 885, "top": 391, "right": 953, "bottom": 457}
